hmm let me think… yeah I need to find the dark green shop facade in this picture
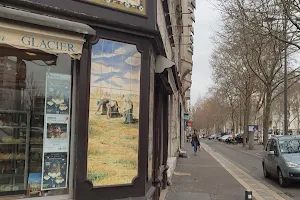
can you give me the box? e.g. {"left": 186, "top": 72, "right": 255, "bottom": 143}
{"left": 0, "top": 0, "right": 177, "bottom": 200}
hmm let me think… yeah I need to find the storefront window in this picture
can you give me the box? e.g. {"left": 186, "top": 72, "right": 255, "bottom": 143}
{"left": 0, "top": 45, "right": 72, "bottom": 197}
{"left": 87, "top": 39, "right": 140, "bottom": 186}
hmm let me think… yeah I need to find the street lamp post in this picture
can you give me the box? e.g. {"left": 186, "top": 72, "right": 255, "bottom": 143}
{"left": 283, "top": 15, "right": 288, "bottom": 135}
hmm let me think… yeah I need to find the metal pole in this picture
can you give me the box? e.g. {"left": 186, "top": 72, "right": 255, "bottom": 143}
{"left": 245, "top": 190, "right": 252, "bottom": 200}
{"left": 284, "top": 14, "right": 288, "bottom": 135}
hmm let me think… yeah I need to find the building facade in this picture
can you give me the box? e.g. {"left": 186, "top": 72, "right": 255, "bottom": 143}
{"left": 0, "top": 1, "right": 168, "bottom": 200}
{"left": 0, "top": 0, "right": 195, "bottom": 200}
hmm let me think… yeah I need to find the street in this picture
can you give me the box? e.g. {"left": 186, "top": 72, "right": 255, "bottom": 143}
{"left": 204, "top": 140, "right": 300, "bottom": 200}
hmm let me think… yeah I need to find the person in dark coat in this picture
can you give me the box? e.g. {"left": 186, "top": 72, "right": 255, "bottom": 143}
{"left": 191, "top": 131, "right": 200, "bottom": 155}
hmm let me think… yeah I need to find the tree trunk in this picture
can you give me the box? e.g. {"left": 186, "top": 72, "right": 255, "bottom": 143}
{"left": 243, "top": 94, "right": 251, "bottom": 147}
{"left": 239, "top": 99, "right": 242, "bottom": 134}
{"left": 263, "top": 88, "right": 272, "bottom": 147}
{"left": 248, "top": 131, "right": 254, "bottom": 150}
{"left": 297, "top": 108, "right": 300, "bottom": 134}
{"left": 231, "top": 109, "right": 235, "bottom": 134}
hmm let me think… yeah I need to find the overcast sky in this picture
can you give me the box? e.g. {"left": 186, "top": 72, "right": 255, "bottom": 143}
{"left": 190, "top": 0, "right": 221, "bottom": 104}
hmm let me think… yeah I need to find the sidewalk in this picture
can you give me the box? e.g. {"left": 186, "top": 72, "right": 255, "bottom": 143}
{"left": 165, "top": 143, "right": 246, "bottom": 200}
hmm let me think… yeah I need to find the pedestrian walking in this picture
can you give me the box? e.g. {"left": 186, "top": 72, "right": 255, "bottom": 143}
{"left": 191, "top": 131, "right": 200, "bottom": 156}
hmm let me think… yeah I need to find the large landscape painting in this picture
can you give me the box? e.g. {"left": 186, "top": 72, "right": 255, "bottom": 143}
{"left": 87, "top": 39, "right": 140, "bottom": 186}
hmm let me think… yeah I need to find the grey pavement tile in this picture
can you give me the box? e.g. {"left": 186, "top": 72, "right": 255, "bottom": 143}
{"left": 210, "top": 194, "right": 245, "bottom": 200}
{"left": 256, "top": 191, "right": 274, "bottom": 197}
{"left": 166, "top": 144, "right": 246, "bottom": 200}
{"left": 166, "top": 192, "right": 211, "bottom": 200}
{"left": 263, "top": 197, "right": 276, "bottom": 200}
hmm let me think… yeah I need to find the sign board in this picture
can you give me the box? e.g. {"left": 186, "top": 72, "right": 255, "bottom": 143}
{"left": 248, "top": 125, "right": 259, "bottom": 132}
{"left": 184, "top": 113, "right": 189, "bottom": 120}
{"left": 187, "top": 121, "right": 193, "bottom": 127}
{"left": 86, "top": 0, "right": 146, "bottom": 15}
{"left": 0, "top": 21, "right": 85, "bottom": 59}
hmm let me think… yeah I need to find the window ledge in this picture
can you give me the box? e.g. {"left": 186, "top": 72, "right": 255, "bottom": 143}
{"left": 18, "top": 195, "right": 70, "bottom": 200}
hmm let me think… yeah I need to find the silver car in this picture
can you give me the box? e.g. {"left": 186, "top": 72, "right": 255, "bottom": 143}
{"left": 262, "top": 135, "right": 300, "bottom": 187}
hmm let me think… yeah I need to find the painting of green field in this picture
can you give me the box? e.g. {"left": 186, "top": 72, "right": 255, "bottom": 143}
{"left": 87, "top": 114, "right": 139, "bottom": 185}
{"left": 87, "top": 91, "right": 139, "bottom": 185}
{"left": 87, "top": 39, "right": 141, "bottom": 186}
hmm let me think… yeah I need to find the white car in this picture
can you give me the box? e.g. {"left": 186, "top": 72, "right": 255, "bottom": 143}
{"left": 208, "top": 134, "right": 217, "bottom": 140}
{"left": 220, "top": 135, "right": 231, "bottom": 142}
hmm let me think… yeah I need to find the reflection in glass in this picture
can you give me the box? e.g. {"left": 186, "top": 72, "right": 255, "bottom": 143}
{"left": 279, "top": 139, "right": 300, "bottom": 154}
{"left": 0, "top": 46, "right": 71, "bottom": 196}
{"left": 88, "top": 39, "right": 141, "bottom": 186}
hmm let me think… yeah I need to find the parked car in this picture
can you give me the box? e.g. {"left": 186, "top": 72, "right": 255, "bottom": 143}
{"left": 208, "top": 134, "right": 217, "bottom": 140}
{"left": 225, "top": 136, "right": 234, "bottom": 144}
{"left": 235, "top": 134, "right": 243, "bottom": 143}
{"left": 219, "top": 135, "right": 231, "bottom": 142}
{"left": 262, "top": 135, "right": 300, "bottom": 187}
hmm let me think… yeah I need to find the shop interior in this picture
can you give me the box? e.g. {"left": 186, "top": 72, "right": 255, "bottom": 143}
{"left": 0, "top": 45, "right": 71, "bottom": 197}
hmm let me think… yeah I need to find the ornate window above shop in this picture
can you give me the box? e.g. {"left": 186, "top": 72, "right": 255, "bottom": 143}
{"left": 87, "top": 39, "right": 141, "bottom": 186}
{"left": 84, "top": 0, "right": 146, "bottom": 16}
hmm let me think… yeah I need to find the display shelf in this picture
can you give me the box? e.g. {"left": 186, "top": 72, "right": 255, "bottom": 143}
{"left": 0, "top": 110, "right": 28, "bottom": 114}
{"left": 0, "top": 190, "right": 27, "bottom": 197}
{"left": 0, "top": 159, "right": 26, "bottom": 161}
{"left": 0, "top": 143, "right": 26, "bottom": 145}
{"left": 0, "top": 126, "right": 27, "bottom": 129}
{"left": 0, "top": 174, "right": 24, "bottom": 178}
{"left": 0, "top": 109, "right": 30, "bottom": 194}
{"left": 32, "top": 112, "right": 44, "bottom": 116}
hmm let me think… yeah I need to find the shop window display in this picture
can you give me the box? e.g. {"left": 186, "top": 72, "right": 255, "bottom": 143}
{"left": 87, "top": 39, "right": 141, "bottom": 186}
{"left": 0, "top": 46, "right": 72, "bottom": 197}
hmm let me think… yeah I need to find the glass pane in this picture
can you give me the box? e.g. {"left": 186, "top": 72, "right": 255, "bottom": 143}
{"left": 88, "top": 39, "right": 140, "bottom": 186}
{"left": 0, "top": 46, "right": 72, "bottom": 197}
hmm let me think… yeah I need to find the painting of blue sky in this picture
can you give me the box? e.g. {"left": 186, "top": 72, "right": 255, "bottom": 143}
{"left": 91, "top": 39, "right": 141, "bottom": 93}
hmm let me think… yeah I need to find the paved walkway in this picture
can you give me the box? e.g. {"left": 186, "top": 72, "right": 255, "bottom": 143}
{"left": 202, "top": 143, "right": 293, "bottom": 200}
{"left": 165, "top": 143, "right": 246, "bottom": 200}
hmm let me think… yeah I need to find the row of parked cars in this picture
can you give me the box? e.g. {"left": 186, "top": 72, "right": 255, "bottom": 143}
{"left": 208, "top": 133, "right": 244, "bottom": 144}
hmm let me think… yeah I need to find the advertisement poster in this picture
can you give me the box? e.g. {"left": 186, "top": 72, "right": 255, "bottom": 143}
{"left": 42, "top": 72, "right": 71, "bottom": 190}
{"left": 42, "top": 153, "right": 68, "bottom": 190}
{"left": 46, "top": 73, "right": 71, "bottom": 115}
{"left": 44, "top": 115, "right": 70, "bottom": 153}
{"left": 27, "top": 173, "right": 42, "bottom": 197}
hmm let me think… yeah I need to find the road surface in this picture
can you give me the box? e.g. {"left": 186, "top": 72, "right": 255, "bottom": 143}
{"left": 204, "top": 140, "right": 300, "bottom": 200}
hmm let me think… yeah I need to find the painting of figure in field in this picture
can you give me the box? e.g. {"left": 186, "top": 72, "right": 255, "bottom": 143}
{"left": 87, "top": 39, "right": 140, "bottom": 186}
